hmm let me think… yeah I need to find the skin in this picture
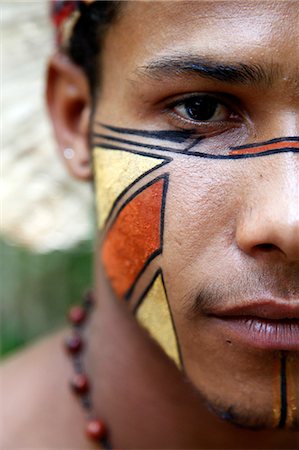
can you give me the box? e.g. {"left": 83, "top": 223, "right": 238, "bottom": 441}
{"left": 1, "top": 1, "right": 298, "bottom": 448}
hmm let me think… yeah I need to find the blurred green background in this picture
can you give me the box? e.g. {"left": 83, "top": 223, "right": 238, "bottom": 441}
{"left": 0, "top": 238, "right": 93, "bottom": 357}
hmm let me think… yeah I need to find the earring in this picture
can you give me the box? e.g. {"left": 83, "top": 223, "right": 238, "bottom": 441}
{"left": 63, "top": 147, "right": 75, "bottom": 160}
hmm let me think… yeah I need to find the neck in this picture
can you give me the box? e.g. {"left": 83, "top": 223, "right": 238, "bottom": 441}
{"left": 82, "top": 270, "right": 298, "bottom": 449}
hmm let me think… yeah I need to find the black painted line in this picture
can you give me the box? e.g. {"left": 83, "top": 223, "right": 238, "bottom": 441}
{"left": 228, "top": 148, "right": 299, "bottom": 158}
{"left": 106, "top": 173, "right": 169, "bottom": 230}
{"left": 185, "top": 137, "right": 203, "bottom": 151}
{"left": 95, "top": 122, "right": 196, "bottom": 143}
{"left": 94, "top": 133, "right": 181, "bottom": 153}
{"left": 133, "top": 268, "right": 163, "bottom": 313}
{"left": 96, "top": 124, "right": 299, "bottom": 152}
{"left": 278, "top": 354, "right": 287, "bottom": 428}
{"left": 94, "top": 140, "right": 299, "bottom": 160}
{"left": 230, "top": 136, "right": 299, "bottom": 151}
{"left": 93, "top": 140, "right": 177, "bottom": 156}
{"left": 93, "top": 143, "right": 173, "bottom": 163}
{"left": 122, "top": 174, "right": 169, "bottom": 300}
{"left": 160, "top": 270, "right": 184, "bottom": 370}
{"left": 125, "top": 248, "right": 162, "bottom": 300}
{"left": 159, "top": 172, "right": 169, "bottom": 250}
{"left": 102, "top": 174, "right": 169, "bottom": 301}
{"left": 133, "top": 268, "right": 183, "bottom": 369}
{"left": 228, "top": 147, "right": 299, "bottom": 157}
{"left": 102, "top": 158, "right": 170, "bottom": 230}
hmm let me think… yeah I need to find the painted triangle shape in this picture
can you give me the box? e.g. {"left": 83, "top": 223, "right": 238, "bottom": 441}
{"left": 102, "top": 177, "right": 165, "bottom": 299}
{"left": 93, "top": 147, "right": 168, "bottom": 229}
{"left": 136, "top": 273, "right": 181, "bottom": 368}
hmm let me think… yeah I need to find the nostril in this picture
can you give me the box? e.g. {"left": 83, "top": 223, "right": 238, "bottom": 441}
{"left": 251, "top": 242, "right": 287, "bottom": 260}
{"left": 250, "top": 243, "right": 282, "bottom": 259}
{"left": 254, "top": 243, "right": 277, "bottom": 252}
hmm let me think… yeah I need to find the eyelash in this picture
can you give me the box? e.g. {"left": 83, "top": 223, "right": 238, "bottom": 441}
{"left": 164, "top": 93, "right": 243, "bottom": 135}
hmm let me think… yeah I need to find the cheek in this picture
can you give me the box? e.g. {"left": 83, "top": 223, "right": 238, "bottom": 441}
{"left": 162, "top": 158, "right": 240, "bottom": 281}
{"left": 161, "top": 156, "right": 255, "bottom": 321}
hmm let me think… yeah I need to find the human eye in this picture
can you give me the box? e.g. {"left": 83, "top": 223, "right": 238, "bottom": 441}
{"left": 166, "top": 93, "right": 242, "bottom": 135}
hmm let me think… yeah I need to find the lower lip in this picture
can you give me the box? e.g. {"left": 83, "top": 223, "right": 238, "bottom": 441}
{"left": 212, "top": 316, "right": 299, "bottom": 350}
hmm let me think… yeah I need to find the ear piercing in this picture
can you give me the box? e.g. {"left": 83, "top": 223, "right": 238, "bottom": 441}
{"left": 63, "top": 147, "right": 75, "bottom": 160}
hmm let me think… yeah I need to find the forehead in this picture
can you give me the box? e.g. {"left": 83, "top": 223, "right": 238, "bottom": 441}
{"left": 97, "top": 0, "right": 299, "bottom": 107}
{"left": 103, "top": 1, "right": 298, "bottom": 70}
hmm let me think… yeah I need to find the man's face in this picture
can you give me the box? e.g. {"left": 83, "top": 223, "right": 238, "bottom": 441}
{"left": 92, "top": 1, "right": 299, "bottom": 430}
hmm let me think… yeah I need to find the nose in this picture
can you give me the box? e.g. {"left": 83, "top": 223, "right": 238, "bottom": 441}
{"left": 236, "top": 153, "right": 299, "bottom": 263}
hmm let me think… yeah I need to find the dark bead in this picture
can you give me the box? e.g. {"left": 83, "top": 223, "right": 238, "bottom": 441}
{"left": 81, "top": 395, "right": 92, "bottom": 410}
{"left": 85, "top": 419, "right": 107, "bottom": 441}
{"left": 64, "top": 334, "right": 83, "bottom": 354}
{"left": 70, "top": 374, "right": 89, "bottom": 394}
{"left": 83, "top": 290, "right": 94, "bottom": 308}
{"left": 68, "top": 306, "right": 86, "bottom": 325}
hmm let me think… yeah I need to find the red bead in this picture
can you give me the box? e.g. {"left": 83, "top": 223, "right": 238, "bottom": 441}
{"left": 85, "top": 419, "right": 107, "bottom": 440}
{"left": 70, "top": 374, "right": 89, "bottom": 394}
{"left": 68, "top": 306, "right": 86, "bottom": 325}
{"left": 64, "top": 334, "right": 83, "bottom": 354}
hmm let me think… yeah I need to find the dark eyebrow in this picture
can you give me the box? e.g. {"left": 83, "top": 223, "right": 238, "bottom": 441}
{"left": 137, "top": 55, "right": 279, "bottom": 86}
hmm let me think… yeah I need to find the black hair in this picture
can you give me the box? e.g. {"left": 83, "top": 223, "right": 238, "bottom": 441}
{"left": 67, "top": 1, "right": 121, "bottom": 95}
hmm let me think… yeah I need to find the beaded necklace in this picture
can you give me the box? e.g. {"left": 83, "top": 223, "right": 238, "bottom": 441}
{"left": 65, "top": 291, "right": 112, "bottom": 449}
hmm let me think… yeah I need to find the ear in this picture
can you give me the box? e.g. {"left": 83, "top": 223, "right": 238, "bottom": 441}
{"left": 46, "top": 53, "right": 92, "bottom": 181}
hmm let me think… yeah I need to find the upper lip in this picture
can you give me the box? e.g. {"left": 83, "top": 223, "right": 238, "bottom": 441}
{"left": 211, "top": 300, "right": 299, "bottom": 320}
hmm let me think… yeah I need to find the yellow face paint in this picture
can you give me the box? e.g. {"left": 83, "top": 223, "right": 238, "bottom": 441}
{"left": 135, "top": 271, "right": 181, "bottom": 368}
{"left": 93, "top": 144, "right": 179, "bottom": 366}
{"left": 93, "top": 147, "right": 168, "bottom": 229}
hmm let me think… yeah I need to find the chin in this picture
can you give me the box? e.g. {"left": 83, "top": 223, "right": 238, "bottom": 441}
{"left": 205, "top": 398, "right": 296, "bottom": 431}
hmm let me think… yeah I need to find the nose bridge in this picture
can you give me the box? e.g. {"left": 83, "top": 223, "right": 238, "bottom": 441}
{"left": 236, "top": 153, "right": 299, "bottom": 262}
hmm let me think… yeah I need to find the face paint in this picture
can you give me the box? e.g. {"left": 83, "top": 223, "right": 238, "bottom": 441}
{"left": 273, "top": 353, "right": 298, "bottom": 430}
{"left": 229, "top": 137, "right": 299, "bottom": 157}
{"left": 278, "top": 353, "right": 288, "bottom": 428}
{"left": 285, "top": 355, "right": 298, "bottom": 429}
{"left": 101, "top": 175, "right": 168, "bottom": 299}
{"left": 93, "top": 147, "right": 170, "bottom": 229}
{"left": 93, "top": 138, "right": 180, "bottom": 365}
{"left": 94, "top": 123, "right": 299, "bottom": 159}
{"left": 92, "top": 124, "right": 299, "bottom": 393}
{"left": 134, "top": 269, "right": 181, "bottom": 368}
{"left": 272, "top": 355, "right": 281, "bottom": 428}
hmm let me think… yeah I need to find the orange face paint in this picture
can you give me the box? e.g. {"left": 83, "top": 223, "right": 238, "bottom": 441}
{"left": 229, "top": 139, "right": 299, "bottom": 156}
{"left": 102, "top": 176, "right": 167, "bottom": 299}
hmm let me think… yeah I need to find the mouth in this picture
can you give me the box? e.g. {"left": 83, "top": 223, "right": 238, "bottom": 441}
{"left": 210, "top": 301, "right": 299, "bottom": 351}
